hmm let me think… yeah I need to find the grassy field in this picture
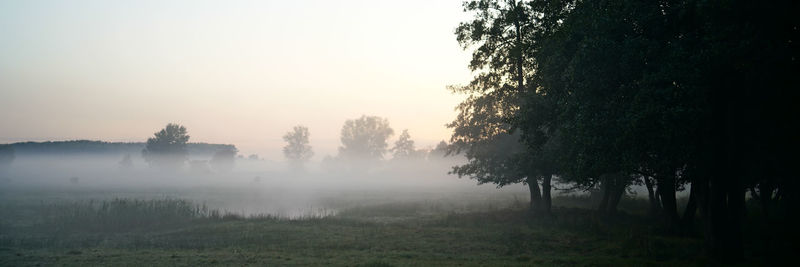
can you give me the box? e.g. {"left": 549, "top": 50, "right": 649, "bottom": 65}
{"left": 0, "top": 186, "right": 757, "bottom": 266}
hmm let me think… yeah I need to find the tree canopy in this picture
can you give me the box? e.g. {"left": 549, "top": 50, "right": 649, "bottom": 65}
{"left": 283, "top": 125, "right": 314, "bottom": 169}
{"left": 450, "top": 0, "right": 798, "bottom": 260}
{"left": 338, "top": 115, "right": 394, "bottom": 161}
{"left": 449, "top": 0, "right": 566, "bottom": 213}
{"left": 392, "top": 129, "right": 422, "bottom": 160}
{"left": 142, "top": 123, "right": 190, "bottom": 170}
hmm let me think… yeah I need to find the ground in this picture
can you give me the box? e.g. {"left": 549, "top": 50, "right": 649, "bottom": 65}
{"left": 0, "top": 187, "right": 762, "bottom": 266}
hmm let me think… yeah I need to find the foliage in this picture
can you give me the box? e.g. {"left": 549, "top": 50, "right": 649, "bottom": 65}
{"left": 142, "top": 123, "right": 190, "bottom": 170}
{"left": 428, "top": 141, "right": 449, "bottom": 159}
{"left": 450, "top": 0, "right": 575, "bottom": 213}
{"left": 338, "top": 115, "right": 394, "bottom": 161}
{"left": 391, "top": 129, "right": 423, "bottom": 160}
{"left": 5, "top": 140, "right": 234, "bottom": 159}
{"left": 505, "top": 0, "right": 798, "bottom": 259}
{"left": 282, "top": 125, "right": 314, "bottom": 167}
{"left": 449, "top": 0, "right": 535, "bottom": 186}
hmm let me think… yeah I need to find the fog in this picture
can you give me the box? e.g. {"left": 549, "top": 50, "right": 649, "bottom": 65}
{"left": 0, "top": 151, "right": 533, "bottom": 217}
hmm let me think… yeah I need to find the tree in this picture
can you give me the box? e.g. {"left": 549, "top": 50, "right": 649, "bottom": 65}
{"left": 210, "top": 146, "right": 238, "bottom": 173}
{"left": 0, "top": 144, "right": 14, "bottom": 170}
{"left": 522, "top": 0, "right": 799, "bottom": 259}
{"left": 448, "top": 91, "right": 536, "bottom": 206}
{"left": 450, "top": 0, "right": 566, "bottom": 213}
{"left": 522, "top": 0, "right": 662, "bottom": 216}
{"left": 431, "top": 141, "right": 448, "bottom": 156}
{"left": 283, "top": 125, "right": 313, "bottom": 169}
{"left": 679, "top": 0, "right": 798, "bottom": 259}
{"left": 338, "top": 115, "right": 394, "bottom": 161}
{"left": 392, "top": 129, "right": 419, "bottom": 160}
{"left": 142, "top": 123, "right": 190, "bottom": 170}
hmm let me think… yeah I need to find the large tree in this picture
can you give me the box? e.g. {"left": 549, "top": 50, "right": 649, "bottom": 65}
{"left": 338, "top": 115, "right": 393, "bottom": 161}
{"left": 524, "top": 0, "right": 667, "bottom": 216}
{"left": 450, "top": 0, "right": 570, "bottom": 213}
{"left": 142, "top": 123, "right": 190, "bottom": 170}
{"left": 283, "top": 125, "right": 314, "bottom": 169}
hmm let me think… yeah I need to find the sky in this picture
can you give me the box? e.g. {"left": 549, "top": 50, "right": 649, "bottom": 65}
{"left": 0, "top": 0, "right": 474, "bottom": 160}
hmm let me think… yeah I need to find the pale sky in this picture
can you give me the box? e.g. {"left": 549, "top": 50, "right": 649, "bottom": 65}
{"left": 0, "top": 0, "right": 473, "bottom": 160}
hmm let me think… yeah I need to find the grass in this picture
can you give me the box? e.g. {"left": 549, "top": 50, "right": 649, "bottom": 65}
{"left": 0, "top": 189, "right": 769, "bottom": 266}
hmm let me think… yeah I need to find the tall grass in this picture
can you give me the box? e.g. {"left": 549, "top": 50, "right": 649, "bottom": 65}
{"left": 36, "top": 198, "right": 335, "bottom": 233}
{"left": 41, "top": 198, "right": 217, "bottom": 232}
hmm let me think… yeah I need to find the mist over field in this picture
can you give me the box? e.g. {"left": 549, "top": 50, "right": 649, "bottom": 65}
{"left": 1, "top": 0, "right": 797, "bottom": 265}
{"left": 0, "top": 144, "right": 532, "bottom": 218}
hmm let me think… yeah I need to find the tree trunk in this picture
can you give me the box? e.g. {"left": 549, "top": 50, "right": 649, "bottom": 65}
{"left": 643, "top": 176, "right": 661, "bottom": 216}
{"left": 707, "top": 100, "right": 744, "bottom": 261}
{"left": 542, "top": 174, "right": 552, "bottom": 214}
{"left": 527, "top": 177, "right": 542, "bottom": 212}
{"left": 696, "top": 176, "right": 709, "bottom": 221}
{"left": 681, "top": 182, "right": 698, "bottom": 232}
{"left": 758, "top": 182, "right": 773, "bottom": 218}
{"left": 598, "top": 175, "right": 611, "bottom": 213}
{"left": 607, "top": 175, "right": 626, "bottom": 215}
{"left": 657, "top": 172, "right": 680, "bottom": 229}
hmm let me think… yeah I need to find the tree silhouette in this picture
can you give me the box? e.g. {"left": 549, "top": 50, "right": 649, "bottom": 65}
{"left": 392, "top": 129, "right": 419, "bottom": 160}
{"left": 507, "top": 0, "right": 799, "bottom": 260}
{"left": 427, "top": 140, "right": 450, "bottom": 160}
{"left": 142, "top": 123, "right": 190, "bottom": 171}
{"left": 450, "top": 0, "right": 562, "bottom": 213}
{"left": 338, "top": 115, "right": 393, "bottom": 161}
{"left": 283, "top": 125, "right": 314, "bottom": 169}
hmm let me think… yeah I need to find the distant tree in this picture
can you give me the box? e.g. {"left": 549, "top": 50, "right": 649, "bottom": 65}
{"left": 118, "top": 154, "right": 133, "bottom": 170}
{"left": 338, "top": 115, "right": 394, "bottom": 161}
{"left": 248, "top": 154, "right": 259, "bottom": 160}
{"left": 425, "top": 140, "right": 450, "bottom": 160}
{"left": 0, "top": 144, "right": 14, "bottom": 169}
{"left": 142, "top": 123, "right": 190, "bottom": 170}
{"left": 433, "top": 141, "right": 448, "bottom": 153}
{"left": 283, "top": 125, "right": 314, "bottom": 169}
{"left": 392, "top": 129, "right": 418, "bottom": 160}
{"left": 210, "top": 146, "right": 238, "bottom": 173}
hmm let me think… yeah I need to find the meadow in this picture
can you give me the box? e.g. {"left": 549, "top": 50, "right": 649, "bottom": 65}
{"left": 0, "top": 184, "right": 724, "bottom": 266}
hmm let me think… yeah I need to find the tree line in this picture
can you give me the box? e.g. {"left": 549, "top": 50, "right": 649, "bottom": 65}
{"left": 283, "top": 115, "right": 451, "bottom": 172}
{"left": 136, "top": 116, "right": 450, "bottom": 173}
{"left": 447, "top": 0, "right": 798, "bottom": 260}
{"left": 0, "top": 117, "right": 450, "bottom": 174}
